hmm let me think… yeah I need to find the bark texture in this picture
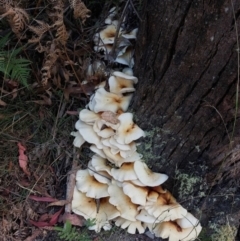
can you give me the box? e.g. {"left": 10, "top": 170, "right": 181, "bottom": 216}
{"left": 133, "top": 0, "right": 240, "bottom": 236}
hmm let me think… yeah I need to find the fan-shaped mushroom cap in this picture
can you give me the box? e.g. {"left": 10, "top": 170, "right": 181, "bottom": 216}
{"left": 115, "top": 46, "right": 134, "bottom": 67}
{"left": 130, "top": 179, "right": 146, "bottom": 187}
{"left": 122, "top": 182, "right": 149, "bottom": 206}
{"left": 98, "top": 22, "right": 118, "bottom": 44}
{"left": 93, "top": 170, "right": 111, "bottom": 184}
{"left": 108, "top": 181, "right": 138, "bottom": 221}
{"left": 115, "top": 113, "right": 145, "bottom": 144}
{"left": 122, "top": 28, "right": 138, "bottom": 39}
{"left": 71, "top": 131, "right": 85, "bottom": 148}
{"left": 112, "top": 71, "right": 138, "bottom": 84}
{"left": 79, "top": 109, "right": 100, "bottom": 124}
{"left": 72, "top": 188, "right": 120, "bottom": 233}
{"left": 134, "top": 160, "right": 168, "bottom": 187}
{"left": 152, "top": 221, "right": 202, "bottom": 241}
{"left": 75, "top": 120, "right": 103, "bottom": 149}
{"left": 103, "top": 147, "right": 141, "bottom": 167}
{"left": 94, "top": 44, "right": 113, "bottom": 54}
{"left": 122, "top": 67, "right": 133, "bottom": 76}
{"left": 76, "top": 169, "right": 109, "bottom": 198}
{"left": 108, "top": 71, "right": 138, "bottom": 94}
{"left": 142, "top": 191, "right": 187, "bottom": 222}
{"left": 111, "top": 162, "right": 137, "bottom": 182}
{"left": 115, "top": 217, "right": 145, "bottom": 234}
{"left": 92, "top": 88, "right": 133, "bottom": 113}
{"left": 147, "top": 191, "right": 159, "bottom": 202}
{"left": 136, "top": 209, "right": 159, "bottom": 224}
{"left": 90, "top": 154, "right": 112, "bottom": 175}
{"left": 176, "top": 212, "right": 200, "bottom": 228}
{"left": 90, "top": 145, "right": 107, "bottom": 159}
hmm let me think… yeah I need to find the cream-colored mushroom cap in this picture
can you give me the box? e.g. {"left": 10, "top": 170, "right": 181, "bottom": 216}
{"left": 136, "top": 209, "right": 159, "bottom": 224}
{"left": 115, "top": 46, "right": 134, "bottom": 67}
{"left": 90, "top": 145, "right": 107, "bottom": 159}
{"left": 108, "top": 71, "right": 138, "bottom": 94}
{"left": 72, "top": 187, "right": 97, "bottom": 219}
{"left": 92, "top": 88, "right": 132, "bottom": 113}
{"left": 99, "top": 21, "right": 119, "bottom": 44}
{"left": 70, "top": 131, "right": 85, "bottom": 148}
{"left": 122, "top": 28, "right": 138, "bottom": 39}
{"left": 143, "top": 191, "right": 187, "bottom": 222}
{"left": 115, "top": 113, "right": 145, "bottom": 144}
{"left": 88, "top": 197, "right": 120, "bottom": 232}
{"left": 111, "top": 162, "right": 137, "bottom": 182}
{"left": 108, "top": 181, "right": 138, "bottom": 221}
{"left": 122, "top": 182, "right": 149, "bottom": 206}
{"left": 72, "top": 188, "right": 120, "bottom": 233}
{"left": 104, "top": 7, "right": 117, "bottom": 24}
{"left": 114, "top": 217, "right": 145, "bottom": 234}
{"left": 134, "top": 160, "right": 168, "bottom": 187}
{"left": 176, "top": 212, "right": 200, "bottom": 228}
{"left": 76, "top": 169, "right": 109, "bottom": 198}
{"left": 75, "top": 120, "right": 103, "bottom": 149}
{"left": 152, "top": 221, "right": 202, "bottom": 241}
{"left": 103, "top": 147, "right": 141, "bottom": 167}
{"left": 90, "top": 154, "right": 112, "bottom": 175}
{"left": 79, "top": 109, "right": 100, "bottom": 124}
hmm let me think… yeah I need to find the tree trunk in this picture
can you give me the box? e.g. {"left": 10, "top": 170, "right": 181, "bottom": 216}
{"left": 133, "top": 0, "right": 240, "bottom": 237}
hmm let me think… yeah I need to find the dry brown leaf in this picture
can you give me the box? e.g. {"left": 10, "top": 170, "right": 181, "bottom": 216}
{"left": 0, "top": 99, "right": 7, "bottom": 106}
{"left": 69, "top": 0, "right": 91, "bottom": 23}
{"left": 59, "top": 212, "right": 84, "bottom": 227}
{"left": 101, "top": 111, "right": 119, "bottom": 124}
{"left": 47, "top": 200, "right": 69, "bottom": 207}
{"left": 32, "top": 95, "right": 52, "bottom": 105}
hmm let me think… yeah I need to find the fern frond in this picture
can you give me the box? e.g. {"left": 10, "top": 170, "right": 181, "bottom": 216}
{"left": 69, "top": 0, "right": 91, "bottom": 23}
{"left": 28, "top": 19, "right": 51, "bottom": 43}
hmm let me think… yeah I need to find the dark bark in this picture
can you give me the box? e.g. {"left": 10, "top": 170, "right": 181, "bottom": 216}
{"left": 133, "top": 0, "right": 240, "bottom": 236}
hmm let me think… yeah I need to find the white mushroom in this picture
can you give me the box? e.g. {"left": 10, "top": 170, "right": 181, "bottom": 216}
{"left": 70, "top": 131, "right": 85, "bottom": 148}
{"left": 108, "top": 181, "right": 139, "bottom": 221}
{"left": 76, "top": 169, "right": 109, "bottom": 198}
{"left": 134, "top": 160, "right": 168, "bottom": 187}
{"left": 114, "top": 217, "right": 145, "bottom": 234}
{"left": 91, "top": 88, "right": 133, "bottom": 113}
{"left": 115, "top": 113, "right": 145, "bottom": 144}
{"left": 111, "top": 162, "right": 137, "bottom": 182}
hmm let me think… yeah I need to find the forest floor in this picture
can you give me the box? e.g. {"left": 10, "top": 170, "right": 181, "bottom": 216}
{"left": 0, "top": 0, "right": 160, "bottom": 240}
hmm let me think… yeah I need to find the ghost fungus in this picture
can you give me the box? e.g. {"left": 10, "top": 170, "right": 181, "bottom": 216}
{"left": 115, "top": 46, "right": 135, "bottom": 67}
{"left": 108, "top": 181, "right": 139, "bottom": 221}
{"left": 72, "top": 187, "right": 120, "bottom": 233}
{"left": 114, "top": 217, "right": 145, "bottom": 234}
{"left": 108, "top": 71, "right": 138, "bottom": 94}
{"left": 152, "top": 220, "right": 202, "bottom": 241}
{"left": 121, "top": 28, "right": 138, "bottom": 39}
{"left": 115, "top": 113, "right": 145, "bottom": 144}
{"left": 71, "top": 131, "right": 85, "bottom": 148}
{"left": 134, "top": 160, "right": 168, "bottom": 187}
{"left": 76, "top": 169, "right": 109, "bottom": 198}
{"left": 111, "top": 162, "right": 137, "bottom": 182}
{"left": 75, "top": 120, "right": 103, "bottom": 149}
{"left": 142, "top": 191, "right": 188, "bottom": 222}
{"left": 92, "top": 88, "right": 133, "bottom": 113}
{"left": 79, "top": 109, "right": 100, "bottom": 124}
{"left": 176, "top": 212, "right": 200, "bottom": 229}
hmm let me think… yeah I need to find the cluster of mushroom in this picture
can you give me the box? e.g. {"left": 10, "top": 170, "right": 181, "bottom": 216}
{"left": 93, "top": 7, "right": 137, "bottom": 68}
{"left": 71, "top": 70, "right": 202, "bottom": 240}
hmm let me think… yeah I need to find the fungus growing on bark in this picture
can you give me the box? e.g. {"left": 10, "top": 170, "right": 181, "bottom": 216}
{"left": 115, "top": 113, "right": 145, "bottom": 144}
{"left": 72, "top": 187, "right": 120, "bottom": 232}
{"left": 90, "top": 88, "right": 133, "bottom": 113}
{"left": 108, "top": 181, "right": 139, "bottom": 221}
{"left": 76, "top": 169, "right": 109, "bottom": 198}
{"left": 114, "top": 217, "right": 145, "bottom": 234}
{"left": 111, "top": 162, "right": 137, "bottom": 182}
{"left": 71, "top": 131, "right": 85, "bottom": 148}
{"left": 134, "top": 160, "right": 168, "bottom": 187}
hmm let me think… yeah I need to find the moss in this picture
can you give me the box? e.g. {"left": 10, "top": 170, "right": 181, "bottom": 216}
{"left": 175, "top": 170, "right": 202, "bottom": 199}
{"left": 209, "top": 221, "right": 237, "bottom": 241}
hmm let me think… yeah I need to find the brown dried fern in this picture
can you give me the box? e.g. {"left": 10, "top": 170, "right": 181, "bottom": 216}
{"left": 0, "top": 6, "right": 29, "bottom": 38}
{"left": 69, "top": 0, "right": 91, "bottom": 23}
{"left": 28, "top": 20, "right": 51, "bottom": 43}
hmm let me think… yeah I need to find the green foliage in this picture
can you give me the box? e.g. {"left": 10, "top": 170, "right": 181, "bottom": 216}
{"left": 0, "top": 33, "right": 31, "bottom": 87}
{"left": 55, "top": 219, "right": 96, "bottom": 241}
